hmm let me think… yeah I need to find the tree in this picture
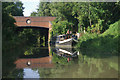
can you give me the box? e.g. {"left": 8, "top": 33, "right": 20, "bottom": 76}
{"left": 31, "top": 2, "right": 120, "bottom": 34}
{"left": 2, "top": 2, "right": 24, "bottom": 16}
{"left": 37, "top": 2, "right": 51, "bottom": 16}
{"left": 2, "top": 2, "right": 25, "bottom": 78}
{"left": 52, "top": 20, "right": 73, "bottom": 35}
{"left": 30, "top": 11, "right": 37, "bottom": 16}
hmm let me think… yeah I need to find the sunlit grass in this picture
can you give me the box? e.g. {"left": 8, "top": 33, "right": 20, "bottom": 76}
{"left": 76, "top": 20, "right": 119, "bottom": 58}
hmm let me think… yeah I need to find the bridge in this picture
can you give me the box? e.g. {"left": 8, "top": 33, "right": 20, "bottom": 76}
{"left": 14, "top": 16, "right": 56, "bottom": 42}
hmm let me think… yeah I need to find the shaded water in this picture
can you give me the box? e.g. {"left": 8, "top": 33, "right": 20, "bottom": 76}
{"left": 2, "top": 44, "right": 118, "bottom": 78}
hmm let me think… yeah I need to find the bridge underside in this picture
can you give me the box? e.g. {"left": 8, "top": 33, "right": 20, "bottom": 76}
{"left": 14, "top": 16, "right": 56, "bottom": 44}
{"left": 17, "top": 26, "right": 49, "bottom": 29}
{"left": 17, "top": 26, "right": 49, "bottom": 47}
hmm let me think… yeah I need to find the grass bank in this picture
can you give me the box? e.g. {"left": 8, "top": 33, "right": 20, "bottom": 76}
{"left": 76, "top": 20, "right": 119, "bottom": 58}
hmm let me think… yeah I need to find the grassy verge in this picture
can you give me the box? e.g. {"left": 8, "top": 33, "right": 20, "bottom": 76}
{"left": 76, "top": 20, "right": 119, "bottom": 58}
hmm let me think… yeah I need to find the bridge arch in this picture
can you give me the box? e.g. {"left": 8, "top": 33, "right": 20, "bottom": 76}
{"left": 14, "top": 16, "right": 56, "bottom": 43}
{"left": 14, "top": 16, "right": 56, "bottom": 28}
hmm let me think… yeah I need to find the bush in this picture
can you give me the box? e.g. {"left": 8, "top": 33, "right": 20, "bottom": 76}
{"left": 76, "top": 20, "right": 119, "bottom": 58}
{"left": 75, "top": 32, "right": 98, "bottom": 48}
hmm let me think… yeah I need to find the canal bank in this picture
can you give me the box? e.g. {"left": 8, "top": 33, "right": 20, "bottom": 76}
{"left": 75, "top": 20, "right": 119, "bottom": 57}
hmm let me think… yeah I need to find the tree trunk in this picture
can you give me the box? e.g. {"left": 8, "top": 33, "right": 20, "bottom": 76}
{"left": 89, "top": 2, "right": 92, "bottom": 27}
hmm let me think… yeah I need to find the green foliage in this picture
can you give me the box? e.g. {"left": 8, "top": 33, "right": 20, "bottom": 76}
{"left": 24, "top": 50, "right": 33, "bottom": 55}
{"left": 2, "top": 2, "right": 25, "bottom": 53}
{"left": 18, "top": 28, "right": 48, "bottom": 47}
{"left": 2, "top": 2, "right": 25, "bottom": 78}
{"left": 37, "top": 2, "right": 52, "bottom": 16}
{"left": 2, "top": 2, "right": 24, "bottom": 41}
{"left": 52, "top": 20, "right": 73, "bottom": 36}
{"left": 2, "top": 2, "right": 24, "bottom": 16}
{"left": 52, "top": 52, "right": 73, "bottom": 65}
{"left": 52, "top": 52, "right": 67, "bottom": 64}
{"left": 76, "top": 33, "right": 98, "bottom": 48}
{"left": 109, "top": 62, "right": 118, "bottom": 71}
{"left": 101, "top": 20, "right": 119, "bottom": 36}
{"left": 42, "top": 36, "right": 45, "bottom": 46}
{"left": 76, "top": 20, "right": 119, "bottom": 58}
{"left": 31, "top": 2, "right": 120, "bottom": 34}
{"left": 30, "top": 11, "right": 37, "bottom": 16}
{"left": 38, "top": 52, "right": 118, "bottom": 78}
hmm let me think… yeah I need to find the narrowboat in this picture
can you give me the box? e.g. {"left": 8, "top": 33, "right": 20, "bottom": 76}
{"left": 55, "top": 34, "right": 78, "bottom": 48}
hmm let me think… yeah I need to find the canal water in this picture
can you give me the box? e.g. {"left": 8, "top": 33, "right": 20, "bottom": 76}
{"left": 2, "top": 44, "right": 118, "bottom": 78}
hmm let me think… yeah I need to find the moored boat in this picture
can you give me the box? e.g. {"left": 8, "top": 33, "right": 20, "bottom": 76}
{"left": 55, "top": 34, "right": 78, "bottom": 48}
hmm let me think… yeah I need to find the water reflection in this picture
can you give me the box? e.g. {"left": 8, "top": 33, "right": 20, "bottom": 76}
{"left": 38, "top": 53, "right": 118, "bottom": 78}
{"left": 52, "top": 47, "right": 79, "bottom": 62}
{"left": 23, "top": 68, "right": 40, "bottom": 78}
{"left": 54, "top": 48, "right": 79, "bottom": 57}
{"left": 14, "top": 46, "right": 119, "bottom": 78}
{"left": 2, "top": 44, "right": 118, "bottom": 78}
{"left": 14, "top": 56, "right": 54, "bottom": 69}
{"left": 20, "top": 47, "right": 49, "bottom": 58}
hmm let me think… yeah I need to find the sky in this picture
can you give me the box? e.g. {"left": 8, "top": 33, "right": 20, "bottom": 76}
{"left": 19, "top": 0, "right": 40, "bottom": 16}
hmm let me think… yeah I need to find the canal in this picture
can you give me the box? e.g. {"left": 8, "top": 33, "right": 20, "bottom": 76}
{"left": 2, "top": 43, "right": 118, "bottom": 78}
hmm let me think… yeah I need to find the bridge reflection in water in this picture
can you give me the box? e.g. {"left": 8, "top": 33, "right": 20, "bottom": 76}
{"left": 14, "top": 47, "right": 78, "bottom": 69}
{"left": 14, "top": 56, "right": 54, "bottom": 69}
{"left": 13, "top": 44, "right": 79, "bottom": 78}
{"left": 14, "top": 44, "right": 54, "bottom": 69}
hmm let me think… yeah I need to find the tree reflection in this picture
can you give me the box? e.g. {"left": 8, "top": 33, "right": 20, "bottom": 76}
{"left": 37, "top": 51, "right": 118, "bottom": 78}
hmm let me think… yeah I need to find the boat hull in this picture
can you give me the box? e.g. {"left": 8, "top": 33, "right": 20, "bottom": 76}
{"left": 55, "top": 38, "right": 76, "bottom": 48}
